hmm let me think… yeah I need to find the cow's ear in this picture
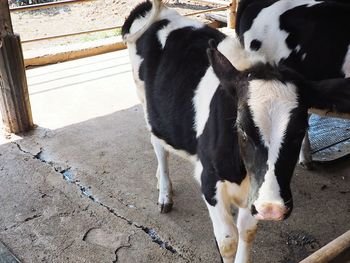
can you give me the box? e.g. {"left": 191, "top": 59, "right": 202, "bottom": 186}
{"left": 207, "top": 39, "right": 239, "bottom": 88}
{"left": 302, "top": 77, "right": 350, "bottom": 113}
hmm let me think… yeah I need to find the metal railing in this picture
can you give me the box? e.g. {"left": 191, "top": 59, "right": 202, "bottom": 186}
{"left": 10, "top": 0, "right": 92, "bottom": 12}
{"left": 11, "top": 0, "right": 236, "bottom": 44}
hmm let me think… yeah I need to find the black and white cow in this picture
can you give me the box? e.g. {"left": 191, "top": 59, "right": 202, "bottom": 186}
{"left": 236, "top": 0, "right": 350, "bottom": 166}
{"left": 122, "top": 1, "right": 350, "bottom": 262}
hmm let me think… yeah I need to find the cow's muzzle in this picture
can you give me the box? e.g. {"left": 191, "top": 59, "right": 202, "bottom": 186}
{"left": 251, "top": 202, "right": 292, "bottom": 221}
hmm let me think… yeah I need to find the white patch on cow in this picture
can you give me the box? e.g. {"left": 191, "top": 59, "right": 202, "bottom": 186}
{"left": 248, "top": 80, "right": 298, "bottom": 205}
{"left": 205, "top": 181, "right": 239, "bottom": 262}
{"left": 217, "top": 36, "right": 266, "bottom": 71}
{"left": 128, "top": 9, "right": 153, "bottom": 39}
{"left": 248, "top": 80, "right": 298, "bottom": 161}
{"left": 234, "top": 208, "right": 258, "bottom": 263}
{"left": 254, "top": 169, "right": 284, "bottom": 208}
{"left": 154, "top": 135, "right": 197, "bottom": 163}
{"left": 342, "top": 44, "right": 350, "bottom": 77}
{"left": 243, "top": 0, "right": 319, "bottom": 63}
{"left": 126, "top": 42, "right": 153, "bottom": 132}
{"left": 157, "top": 8, "right": 203, "bottom": 48}
{"left": 193, "top": 67, "right": 220, "bottom": 137}
{"left": 127, "top": 43, "right": 144, "bottom": 99}
{"left": 151, "top": 135, "right": 173, "bottom": 207}
{"left": 295, "top": 45, "right": 301, "bottom": 53}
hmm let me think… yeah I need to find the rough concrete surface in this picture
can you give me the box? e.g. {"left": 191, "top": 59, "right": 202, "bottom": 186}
{"left": 0, "top": 50, "right": 349, "bottom": 263}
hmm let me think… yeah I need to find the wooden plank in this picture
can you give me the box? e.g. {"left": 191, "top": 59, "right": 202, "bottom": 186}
{"left": 190, "top": 0, "right": 229, "bottom": 6}
{"left": 0, "top": 241, "right": 21, "bottom": 263}
{"left": 204, "top": 12, "right": 227, "bottom": 23}
{"left": 24, "top": 38, "right": 126, "bottom": 67}
{"left": 300, "top": 230, "right": 350, "bottom": 263}
{"left": 22, "top": 25, "right": 122, "bottom": 44}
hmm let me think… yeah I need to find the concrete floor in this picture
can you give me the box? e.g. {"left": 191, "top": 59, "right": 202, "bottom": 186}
{"left": 0, "top": 50, "right": 349, "bottom": 263}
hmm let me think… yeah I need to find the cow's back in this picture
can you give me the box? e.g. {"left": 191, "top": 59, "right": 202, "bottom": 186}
{"left": 237, "top": 0, "right": 350, "bottom": 80}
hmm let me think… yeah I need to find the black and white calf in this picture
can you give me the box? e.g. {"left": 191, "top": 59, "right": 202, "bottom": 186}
{"left": 236, "top": 0, "right": 350, "bottom": 166}
{"left": 122, "top": 1, "right": 350, "bottom": 262}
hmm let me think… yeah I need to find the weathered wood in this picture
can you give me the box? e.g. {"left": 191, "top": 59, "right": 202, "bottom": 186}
{"left": 300, "top": 230, "right": 350, "bottom": 263}
{"left": 0, "top": 35, "right": 34, "bottom": 133}
{"left": 0, "top": 0, "right": 13, "bottom": 37}
{"left": 204, "top": 12, "right": 227, "bottom": 23}
{"left": 227, "top": 0, "right": 237, "bottom": 29}
{"left": 0, "top": 0, "right": 33, "bottom": 133}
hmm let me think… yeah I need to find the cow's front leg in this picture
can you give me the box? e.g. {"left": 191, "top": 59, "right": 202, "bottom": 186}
{"left": 234, "top": 208, "right": 258, "bottom": 263}
{"left": 151, "top": 135, "right": 173, "bottom": 213}
{"left": 203, "top": 180, "right": 238, "bottom": 262}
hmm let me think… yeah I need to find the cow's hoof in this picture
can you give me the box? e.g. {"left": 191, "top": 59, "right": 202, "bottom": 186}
{"left": 159, "top": 202, "right": 173, "bottom": 213}
{"left": 219, "top": 237, "right": 238, "bottom": 261}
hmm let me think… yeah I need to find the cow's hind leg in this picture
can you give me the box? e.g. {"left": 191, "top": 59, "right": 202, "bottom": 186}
{"left": 203, "top": 180, "right": 238, "bottom": 262}
{"left": 299, "top": 129, "right": 313, "bottom": 170}
{"left": 234, "top": 208, "right": 258, "bottom": 263}
{"left": 151, "top": 135, "right": 173, "bottom": 213}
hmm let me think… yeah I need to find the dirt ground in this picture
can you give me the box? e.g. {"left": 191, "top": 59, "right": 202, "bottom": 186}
{"left": 10, "top": 0, "right": 218, "bottom": 51}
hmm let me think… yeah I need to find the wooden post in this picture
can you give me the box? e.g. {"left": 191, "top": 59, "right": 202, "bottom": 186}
{"left": 0, "top": 0, "right": 33, "bottom": 134}
{"left": 227, "top": 0, "right": 237, "bottom": 29}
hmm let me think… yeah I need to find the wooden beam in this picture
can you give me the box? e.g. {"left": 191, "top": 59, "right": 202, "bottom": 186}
{"left": 227, "top": 0, "right": 237, "bottom": 29}
{"left": 0, "top": 0, "right": 33, "bottom": 134}
{"left": 22, "top": 25, "right": 121, "bottom": 44}
{"left": 0, "top": 0, "right": 14, "bottom": 37}
{"left": 189, "top": 0, "right": 229, "bottom": 6}
{"left": 300, "top": 230, "right": 350, "bottom": 263}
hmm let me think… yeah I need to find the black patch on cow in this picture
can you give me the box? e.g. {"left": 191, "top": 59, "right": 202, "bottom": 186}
{"left": 279, "top": 2, "right": 350, "bottom": 80}
{"left": 198, "top": 87, "right": 246, "bottom": 205}
{"left": 245, "top": 62, "right": 285, "bottom": 82}
{"left": 273, "top": 105, "right": 309, "bottom": 218}
{"left": 136, "top": 24, "right": 225, "bottom": 155}
{"left": 250, "top": 39, "right": 262, "bottom": 51}
{"left": 136, "top": 19, "right": 170, "bottom": 82}
{"left": 236, "top": 0, "right": 277, "bottom": 44}
{"left": 121, "top": 1, "right": 152, "bottom": 37}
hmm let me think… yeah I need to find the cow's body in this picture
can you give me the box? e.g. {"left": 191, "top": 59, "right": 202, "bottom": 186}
{"left": 122, "top": 1, "right": 350, "bottom": 262}
{"left": 237, "top": 0, "right": 350, "bottom": 80}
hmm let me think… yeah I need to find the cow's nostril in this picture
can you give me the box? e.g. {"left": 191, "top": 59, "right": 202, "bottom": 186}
{"left": 251, "top": 204, "right": 258, "bottom": 216}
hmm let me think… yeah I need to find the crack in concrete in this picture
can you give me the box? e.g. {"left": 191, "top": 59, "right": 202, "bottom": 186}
{"left": 24, "top": 214, "right": 42, "bottom": 222}
{"left": 13, "top": 142, "right": 190, "bottom": 262}
{"left": 4, "top": 213, "right": 42, "bottom": 231}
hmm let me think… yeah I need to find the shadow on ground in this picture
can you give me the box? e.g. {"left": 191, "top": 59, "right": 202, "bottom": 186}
{"left": 0, "top": 104, "right": 349, "bottom": 263}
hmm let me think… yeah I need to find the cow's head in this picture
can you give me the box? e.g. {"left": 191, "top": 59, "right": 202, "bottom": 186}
{"left": 207, "top": 39, "right": 350, "bottom": 221}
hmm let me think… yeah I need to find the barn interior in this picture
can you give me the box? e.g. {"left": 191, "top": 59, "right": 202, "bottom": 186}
{"left": 1, "top": 1, "right": 350, "bottom": 263}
